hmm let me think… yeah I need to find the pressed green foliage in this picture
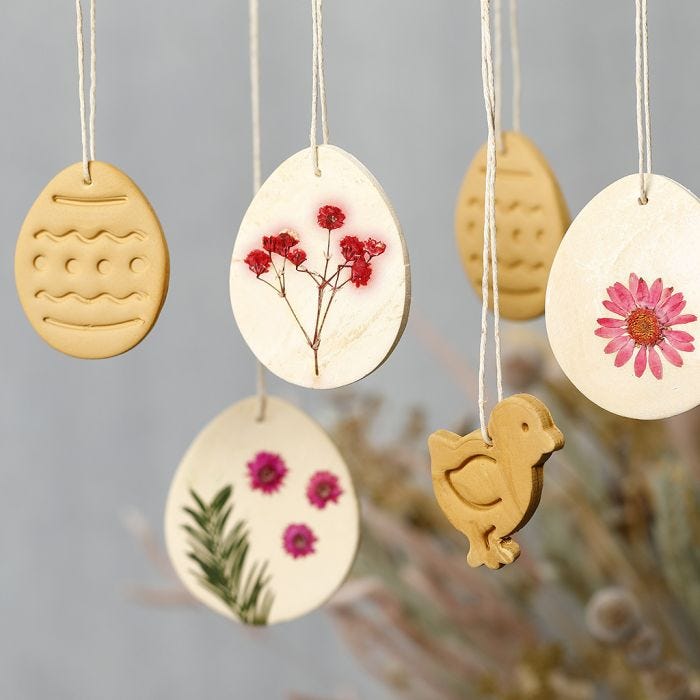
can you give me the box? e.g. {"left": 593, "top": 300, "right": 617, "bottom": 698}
{"left": 182, "top": 485, "right": 274, "bottom": 625}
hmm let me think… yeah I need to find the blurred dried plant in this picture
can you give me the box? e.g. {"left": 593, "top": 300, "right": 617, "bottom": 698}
{"left": 127, "top": 315, "right": 700, "bottom": 699}
{"left": 322, "top": 318, "right": 700, "bottom": 699}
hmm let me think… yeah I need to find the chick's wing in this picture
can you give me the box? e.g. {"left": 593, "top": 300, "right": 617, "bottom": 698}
{"left": 446, "top": 453, "right": 505, "bottom": 509}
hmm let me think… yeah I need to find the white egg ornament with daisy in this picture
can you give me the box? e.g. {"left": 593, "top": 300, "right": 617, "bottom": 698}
{"left": 547, "top": 3, "right": 700, "bottom": 419}
{"left": 546, "top": 174, "right": 700, "bottom": 419}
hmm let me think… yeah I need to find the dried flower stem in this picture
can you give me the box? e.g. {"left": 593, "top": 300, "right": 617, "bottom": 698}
{"left": 244, "top": 206, "right": 387, "bottom": 376}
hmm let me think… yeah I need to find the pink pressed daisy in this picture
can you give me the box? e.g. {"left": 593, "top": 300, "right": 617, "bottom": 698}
{"left": 594, "top": 273, "right": 697, "bottom": 380}
{"left": 247, "top": 451, "right": 287, "bottom": 494}
{"left": 306, "top": 470, "right": 343, "bottom": 509}
{"left": 282, "top": 523, "right": 317, "bottom": 559}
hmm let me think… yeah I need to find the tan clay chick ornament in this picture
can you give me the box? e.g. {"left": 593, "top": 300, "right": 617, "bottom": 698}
{"left": 429, "top": 395, "right": 564, "bottom": 569}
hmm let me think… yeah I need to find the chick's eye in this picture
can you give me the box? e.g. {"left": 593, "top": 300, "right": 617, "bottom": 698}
{"left": 521, "top": 422, "right": 529, "bottom": 432}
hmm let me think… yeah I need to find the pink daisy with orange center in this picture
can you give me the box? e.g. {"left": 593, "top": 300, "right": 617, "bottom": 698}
{"left": 594, "top": 273, "right": 697, "bottom": 380}
{"left": 247, "top": 451, "right": 287, "bottom": 494}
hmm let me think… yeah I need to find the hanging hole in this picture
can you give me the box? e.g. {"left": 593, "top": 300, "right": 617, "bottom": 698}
{"left": 521, "top": 422, "right": 529, "bottom": 432}
{"left": 83, "top": 161, "right": 94, "bottom": 186}
{"left": 638, "top": 195, "right": 648, "bottom": 205}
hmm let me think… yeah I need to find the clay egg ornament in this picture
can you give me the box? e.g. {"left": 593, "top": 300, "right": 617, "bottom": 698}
{"left": 455, "top": 131, "right": 569, "bottom": 320}
{"left": 230, "top": 145, "right": 410, "bottom": 389}
{"left": 15, "top": 161, "right": 169, "bottom": 359}
{"left": 165, "top": 395, "right": 360, "bottom": 625}
{"left": 546, "top": 174, "right": 700, "bottom": 419}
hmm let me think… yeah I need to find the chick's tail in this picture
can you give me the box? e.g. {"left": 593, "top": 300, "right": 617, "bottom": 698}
{"left": 428, "top": 430, "right": 464, "bottom": 475}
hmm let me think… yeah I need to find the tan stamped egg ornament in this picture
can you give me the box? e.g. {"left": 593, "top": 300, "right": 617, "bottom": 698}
{"left": 15, "top": 162, "right": 169, "bottom": 359}
{"left": 165, "top": 396, "right": 360, "bottom": 625}
{"left": 15, "top": 1, "right": 169, "bottom": 359}
{"left": 455, "top": 131, "right": 569, "bottom": 320}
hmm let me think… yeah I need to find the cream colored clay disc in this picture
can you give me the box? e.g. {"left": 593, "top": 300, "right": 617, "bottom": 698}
{"left": 165, "top": 396, "right": 360, "bottom": 625}
{"left": 230, "top": 145, "right": 410, "bottom": 389}
{"left": 546, "top": 174, "right": 700, "bottom": 419}
{"left": 455, "top": 131, "right": 569, "bottom": 320}
{"left": 15, "top": 161, "right": 169, "bottom": 359}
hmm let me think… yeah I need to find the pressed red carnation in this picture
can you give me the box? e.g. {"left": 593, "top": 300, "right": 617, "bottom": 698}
{"left": 364, "top": 238, "right": 386, "bottom": 257}
{"left": 339, "top": 235, "right": 364, "bottom": 261}
{"left": 317, "top": 205, "right": 345, "bottom": 230}
{"left": 350, "top": 258, "right": 372, "bottom": 287}
{"left": 287, "top": 248, "right": 307, "bottom": 267}
{"left": 282, "top": 523, "right": 317, "bottom": 559}
{"left": 244, "top": 249, "right": 271, "bottom": 277}
{"left": 247, "top": 451, "right": 288, "bottom": 493}
{"left": 306, "top": 470, "right": 343, "bottom": 509}
{"left": 273, "top": 230, "right": 299, "bottom": 256}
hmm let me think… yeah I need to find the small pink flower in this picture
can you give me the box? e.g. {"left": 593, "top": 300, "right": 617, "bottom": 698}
{"left": 282, "top": 523, "right": 317, "bottom": 558}
{"left": 594, "top": 273, "right": 697, "bottom": 380}
{"left": 247, "top": 451, "right": 287, "bottom": 494}
{"left": 306, "top": 470, "right": 343, "bottom": 509}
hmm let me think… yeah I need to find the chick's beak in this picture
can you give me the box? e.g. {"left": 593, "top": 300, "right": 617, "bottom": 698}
{"left": 545, "top": 426, "right": 565, "bottom": 453}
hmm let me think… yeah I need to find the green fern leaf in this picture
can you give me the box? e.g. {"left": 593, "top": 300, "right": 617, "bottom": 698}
{"left": 182, "top": 484, "right": 274, "bottom": 625}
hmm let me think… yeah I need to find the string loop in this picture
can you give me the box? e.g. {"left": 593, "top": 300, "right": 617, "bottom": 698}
{"left": 249, "top": 0, "right": 267, "bottom": 421}
{"left": 635, "top": 0, "right": 652, "bottom": 204}
{"left": 75, "top": 0, "right": 96, "bottom": 184}
{"left": 478, "top": 0, "right": 504, "bottom": 443}
{"left": 310, "top": 0, "right": 329, "bottom": 176}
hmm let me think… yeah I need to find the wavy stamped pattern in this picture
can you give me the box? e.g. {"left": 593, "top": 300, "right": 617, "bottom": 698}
{"left": 33, "top": 228, "right": 147, "bottom": 244}
{"left": 15, "top": 161, "right": 169, "bottom": 358}
{"left": 35, "top": 291, "right": 148, "bottom": 304}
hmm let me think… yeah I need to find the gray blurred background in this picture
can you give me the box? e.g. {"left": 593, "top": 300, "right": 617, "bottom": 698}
{"left": 1, "top": 1, "right": 700, "bottom": 698}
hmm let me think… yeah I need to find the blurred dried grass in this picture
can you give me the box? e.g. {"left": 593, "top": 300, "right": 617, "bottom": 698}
{"left": 129, "top": 319, "right": 700, "bottom": 699}
{"left": 323, "top": 320, "right": 700, "bottom": 699}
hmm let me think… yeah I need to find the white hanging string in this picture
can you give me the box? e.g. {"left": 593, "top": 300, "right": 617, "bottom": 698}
{"left": 493, "top": 0, "right": 521, "bottom": 150}
{"left": 249, "top": 0, "right": 267, "bottom": 422}
{"left": 310, "top": 0, "right": 329, "bottom": 176}
{"left": 510, "top": 0, "right": 521, "bottom": 132}
{"left": 635, "top": 0, "right": 652, "bottom": 204}
{"left": 478, "top": 0, "right": 503, "bottom": 444}
{"left": 493, "top": 0, "right": 503, "bottom": 151}
{"left": 249, "top": 0, "right": 262, "bottom": 194}
{"left": 75, "top": 0, "right": 96, "bottom": 184}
